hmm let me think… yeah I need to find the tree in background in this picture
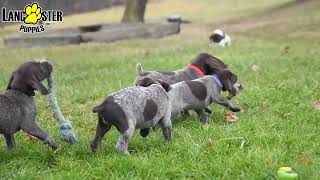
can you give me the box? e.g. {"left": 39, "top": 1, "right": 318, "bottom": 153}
{"left": 122, "top": 0, "right": 147, "bottom": 22}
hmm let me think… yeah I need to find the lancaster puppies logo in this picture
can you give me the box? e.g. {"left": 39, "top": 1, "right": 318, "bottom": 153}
{"left": 1, "top": 2, "right": 63, "bottom": 33}
{"left": 24, "top": 3, "right": 42, "bottom": 25}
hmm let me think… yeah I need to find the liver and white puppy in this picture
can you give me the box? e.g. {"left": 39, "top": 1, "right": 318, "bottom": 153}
{"left": 134, "top": 52, "right": 239, "bottom": 100}
{"left": 91, "top": 79, "right": 172, "bottom": 155}
{"left": 0, "top": 60, "right": 58, "bottom": 149}
{"left": 137, "top": 74, "right": 242, "bottom": 125}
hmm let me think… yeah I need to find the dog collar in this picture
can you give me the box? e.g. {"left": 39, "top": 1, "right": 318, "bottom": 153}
{"left": 188, "top": 64, "right": 204, "bottom": 76}
{"left": 213, "top": 75, "right": 223, "bottom": 88}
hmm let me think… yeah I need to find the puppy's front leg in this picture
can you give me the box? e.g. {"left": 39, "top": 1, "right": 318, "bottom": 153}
{"left": 3, "top": 134, "right": 16, "bottom": 149}
{"left": 21, "top": 122, "right": 59, "bottom": 150}
{"left": 213, "top": 94, "right": 241, "bottom": 112}
{"left": 31, "top": 80, "right": 49, "bottom": 95}
{"left": 116, "top": 127, "right": 134, "bottom": 155}
{"left": 194, "top": 109, "right": 208, "bottom": 123}
{"left": 91, "top": 121, "right": 111, "bottom": 152}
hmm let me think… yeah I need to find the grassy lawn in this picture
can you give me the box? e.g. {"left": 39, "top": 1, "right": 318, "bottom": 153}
{"left": 0, "top": 0, "right": 319, "bottom": 179}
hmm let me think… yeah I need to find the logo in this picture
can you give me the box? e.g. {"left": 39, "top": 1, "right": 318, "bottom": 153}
{"left": 1, "top": 2, "right": 63, "bottom": 33}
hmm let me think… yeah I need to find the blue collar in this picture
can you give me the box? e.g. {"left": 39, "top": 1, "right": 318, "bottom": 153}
{"left": 213, "top": 75, "right": 223, "bottom": 88}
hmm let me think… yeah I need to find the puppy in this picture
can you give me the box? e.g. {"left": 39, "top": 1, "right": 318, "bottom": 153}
{"left": 168, "top": 74, "right": 242, "bottom": 123}
{"left": 209, "top": 29, "right": 231, "bottom": 47}
{"left": 137, "top": 74, "right": 242, "bottom": 127}
{"left": 134, "top": 52, "right": 238, "bottom": 99}
{"left": 0, "top": 60, "right": 58, "bottom": 149}
{"left": 91, "top": 79, "right": 172, "bottom": 154}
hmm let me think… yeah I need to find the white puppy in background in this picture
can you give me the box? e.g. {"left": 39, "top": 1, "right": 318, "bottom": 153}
{"left": 209, "top": 29, "right": 231, "bottom": 47}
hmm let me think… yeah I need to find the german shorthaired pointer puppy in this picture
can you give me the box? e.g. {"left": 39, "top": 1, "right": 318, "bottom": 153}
{"left": 133, "top": 53, "right": 238, "bottom": 99}
{"left": 91, "top": 79, "right": 172, "bottom": 155}
{"left": 0, "top": 60, "right": 59, "bottom": 150}
{"left": 137, "top": 75, "right": 242, "bottom": 137}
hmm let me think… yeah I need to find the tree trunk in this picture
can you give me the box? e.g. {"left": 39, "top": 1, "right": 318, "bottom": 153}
{"left": 122, "top": 0, "right": 147, "bottom": 23}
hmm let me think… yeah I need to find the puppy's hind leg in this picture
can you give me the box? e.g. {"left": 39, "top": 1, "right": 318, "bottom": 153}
{"left": 160, "top": 110, "right": 172, "bottom": 141}
{"left": 195, "top": 109, "right": 208, "bottom": 124}
{"left": 3, "top": 134, "right": 16, "bottom": 149}
{"left": 116, "top": 127, "right": 134, "bottom": 155}
{"left": 91, "top": 120, "right": 111, "bottom": 152}
{"left": 22, "top": 122, "right": 59, "bottom": 150}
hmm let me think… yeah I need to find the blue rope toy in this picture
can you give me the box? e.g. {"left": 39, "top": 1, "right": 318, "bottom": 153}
{"left": 47, "top": 74, "right": 78, "bottom": 144}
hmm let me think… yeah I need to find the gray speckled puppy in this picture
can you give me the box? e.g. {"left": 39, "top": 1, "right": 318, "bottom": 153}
{"left": 137, "top": 74, "right": 242, "bottom": 127}
{"left": 0, "top": 60, "right": 58, "bottom": 150}
{"left": 168, "top": 75, "right": 242, "bottom": 123}
{"left": 91, "top": 79, "right": 172, "bottom": 154}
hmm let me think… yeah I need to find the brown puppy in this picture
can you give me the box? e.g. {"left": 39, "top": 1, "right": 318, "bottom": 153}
{"left": 134, "top": 53, "right": 239, "bottom": 99}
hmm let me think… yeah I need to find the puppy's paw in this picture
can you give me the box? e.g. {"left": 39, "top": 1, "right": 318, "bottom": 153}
{"left": 90, "top": 142, "right": 100, "bottom": 153}
{"left": 230, "top": 106, "right": 241, "bottom": 112}
{"left": 40, "top": 88, "right": 49, "bottom": 95}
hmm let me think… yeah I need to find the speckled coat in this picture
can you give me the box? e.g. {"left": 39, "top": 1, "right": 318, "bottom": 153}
{"left": 168, "top": 75, "right": 241, "bottom": 123}
{"left": 91, "top": 84, "right": 172, "bottom": 154}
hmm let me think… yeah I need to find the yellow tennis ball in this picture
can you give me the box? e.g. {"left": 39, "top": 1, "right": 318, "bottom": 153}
{"left": 277, "top": 167, "right": 298, "bottom": 180}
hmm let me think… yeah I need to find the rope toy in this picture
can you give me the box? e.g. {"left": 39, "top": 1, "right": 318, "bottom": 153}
{"left": 47, "top": 73, "right": 78, "bottom": 144}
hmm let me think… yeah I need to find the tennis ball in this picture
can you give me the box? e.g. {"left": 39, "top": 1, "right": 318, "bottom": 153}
{"left": 277, "top": 167, "right": 298, "bottom": 180}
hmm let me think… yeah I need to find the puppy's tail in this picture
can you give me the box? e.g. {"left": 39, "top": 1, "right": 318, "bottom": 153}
{"left": 93, "top": 105, "right": 108, "bottom": 124}
{"left": 136, "top": 63, "right": 143, "bottom": 76}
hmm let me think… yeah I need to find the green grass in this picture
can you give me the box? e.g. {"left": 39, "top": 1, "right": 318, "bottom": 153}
{"left": 0, "top": 0, "right": 320, "bottom": 179}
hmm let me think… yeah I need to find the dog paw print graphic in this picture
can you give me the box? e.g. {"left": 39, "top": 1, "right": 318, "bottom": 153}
{"left": 24, "top": 3, "right": 42, "bottom": 24}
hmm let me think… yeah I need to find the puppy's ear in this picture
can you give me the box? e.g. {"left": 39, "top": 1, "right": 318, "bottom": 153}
{"left": 36, "top": 61, "right": 53, "bottom": 81}
{"left": 136, "top": 78, "right": 157, "bottom": 87}
{"left": 217, "top": 70, "right": 237, "bottom": 97}
{"left": 157, "top": 80, "right": 171, "bottom": 92}
{"left": 6, "top": 71, "right": 16, "bottom": 90}
{"left": 205, "top": 55, "right": 228, "bottom": 74}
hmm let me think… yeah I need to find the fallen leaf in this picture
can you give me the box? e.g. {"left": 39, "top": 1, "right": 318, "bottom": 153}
{"left": 203, "top": 123, "right": 210, "bottom": 131}
{"left": 224, "top": 112, "right": 239, "bottom": 122}
{"left": 24, "top": 133, "right": 37, "bottom": 142}
{"left": 261, "top": 102, "right": 268, "bottom": 112}
{"left": 143, "top": 50, "right": 149, "bottom": 59}
{"left": 207, "top": 138, "right": 213, "bottom": 146}
{"left": 284, "top": 46, "right": 290, "bottom": 54}
{"left": 299, "top": 157, "right": 312, "bottom": 165}
{"left": 313, "top": 101, "right": 320, "bottom": 111}
{"left": 251, "top": 64, "right": 259, "bottom": 72}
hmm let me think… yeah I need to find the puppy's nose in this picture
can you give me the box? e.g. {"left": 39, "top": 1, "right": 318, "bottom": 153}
{"left": 238, "top": 84, "right": 244, "bottom": 90}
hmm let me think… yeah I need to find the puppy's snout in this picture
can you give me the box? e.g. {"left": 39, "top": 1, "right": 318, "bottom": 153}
{"left": 238, "top": 84, "right": 243, "bottom": 90}
{"left": 234, "top": 83, "right": 243, "bottom": 92}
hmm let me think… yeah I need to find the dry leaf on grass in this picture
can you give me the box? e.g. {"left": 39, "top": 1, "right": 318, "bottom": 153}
{"left": 261, "top": 102, "right": 268, "bottom": 112}
{"left": 207, "top": 138, "right": 213, "bottom": 146}
{"left": 224, "top": 112, "right": 239, "bottom": 122}
{"left": 299, "top": 157, "right": 312, "bottom": 165}
{"left": 203, "top": 123, "right": 210, "bottom": 131}
{"left": 284, "top": 46, "right": 290, "bottom": 54}
{"left": 143, "top": 50, "right": 149, "bottom": 59}
{"left": 24, "top": 133, "right": 37, "bottom": 142}
{"left": 313, "top": 101, "right": 320, "bottom": 111}
{"left": 251, "top": 64, "right": 259, "bottom": 72}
